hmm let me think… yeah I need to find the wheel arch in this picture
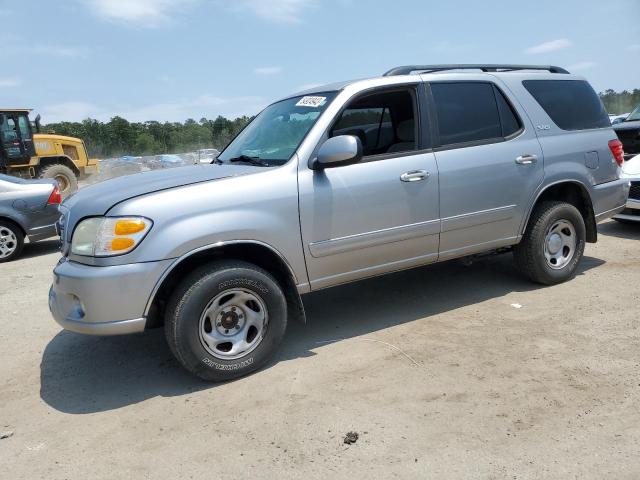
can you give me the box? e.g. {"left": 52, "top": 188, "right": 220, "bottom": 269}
{"left": 145, "top": 240, "right": 306, "bottom": 328}
{"left": 0, "top": 215, "right": 26, "bottom": 237}
{"left": 37, "top": 156, "right": 81, "bottom": 177}
{"left": 523, "top": 180, "right": 597, "bottom": 243}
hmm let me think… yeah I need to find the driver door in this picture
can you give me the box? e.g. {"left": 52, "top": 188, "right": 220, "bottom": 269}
{"left": 0, "top": 114, "right": 31, "bottom": 165}
{"left": 298, "top": 85, "right": 441, "bottom": 290}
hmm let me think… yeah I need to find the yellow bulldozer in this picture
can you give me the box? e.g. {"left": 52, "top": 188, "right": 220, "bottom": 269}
{"left": 0, "top": 109, "right": 98, "bottom": 196}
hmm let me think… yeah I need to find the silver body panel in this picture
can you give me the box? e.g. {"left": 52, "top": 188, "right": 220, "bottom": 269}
{"left": 49, "top": 70, "right": 629, "bottom": 335}
{"left": 0, "top": 174, "right": 59, "bottom": 241}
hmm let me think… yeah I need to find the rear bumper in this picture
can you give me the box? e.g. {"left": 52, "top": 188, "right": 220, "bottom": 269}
{"left": 27, "top": 222, "right": 58, "bottom": 242}
{"left": 48, "top": 257, "right": 173, "bottom": 335}
{"left": 593, "top": 178, "right": 630, "bottom": 222}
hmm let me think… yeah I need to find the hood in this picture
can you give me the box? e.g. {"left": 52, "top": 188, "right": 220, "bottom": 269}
{"left": 613, "top": 119, "right": 640, "bottom": 131}
{"left": 621, "top": 154, "right": 640, "bottom": 177}
{"left": 61, "top": 163, "right": 261, "bottom": 238}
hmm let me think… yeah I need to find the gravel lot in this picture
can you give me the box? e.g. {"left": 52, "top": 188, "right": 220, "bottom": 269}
{"left": 1, "top": 220, "right": 639, "bottom": 479}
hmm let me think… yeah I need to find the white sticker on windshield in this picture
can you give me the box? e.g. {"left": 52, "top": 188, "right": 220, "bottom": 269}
{"left": 296, "top": 96, "right": 327, "bottom": 108}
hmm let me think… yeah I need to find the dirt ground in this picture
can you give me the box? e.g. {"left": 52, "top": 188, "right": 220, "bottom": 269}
{"left": 1, "top": 220, "right": 639, "bottom": 479}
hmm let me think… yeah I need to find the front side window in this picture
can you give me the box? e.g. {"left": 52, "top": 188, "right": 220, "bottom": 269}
{"left": 218, "top": 92, "right": 338, "bottom": 166}
{"left": 523, "top": 80, "right": 610, "bottom": 130}
{"left": 330, "top": 89, "right": 418, "bottom": 157}
{"left": 431, "top": 82, "right": 504, "bottom": 146}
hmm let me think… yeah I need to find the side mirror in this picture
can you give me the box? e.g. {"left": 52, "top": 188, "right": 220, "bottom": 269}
{"left": 310, "top": 135, "right": 363, "bottom": 170}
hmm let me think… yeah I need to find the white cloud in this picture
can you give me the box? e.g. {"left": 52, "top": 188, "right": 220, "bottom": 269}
{"left": 567, "top": 61, "right": 596, "bottom": 72}
{"left": 0, "top": 78, "right": 20, "bottom": 87}
{"left": 84, "top": 0, "right": 195, "bottom": 26}
{"left": 628, "top": 44, "right": 640, "bottom": 52}
{"left": 525, "top": 38, "right": 572, "bottom": 54}
{"left": 236, "top": 0, "right": 315, "bottom": 23}
{"left": 27, "top": 45, "right": 89, "bottom": 58}
{"left": 38, "top": 95, "right": 266, "bottom": 123}
{"left": 254, "top": 66, "right": 283, "bottom": 75}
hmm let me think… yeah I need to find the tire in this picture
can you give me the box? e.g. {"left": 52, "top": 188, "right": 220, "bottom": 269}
{"left": 39, "top": 164, "right": 78, "bottom": 197}
{"left": 165, "top": 260, "right": 288, "bottom": 381}
{"left": 514, "top": 201, "right": 586, "bottom": 285}
{"left": 0, "top": 220, "right": 25, "bottom": 263}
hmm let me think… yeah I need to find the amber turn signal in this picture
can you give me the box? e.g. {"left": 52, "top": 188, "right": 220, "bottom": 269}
{"left": 111, "top": 237, "right": 136, "bottom": 251}
{"left": 114, "top": 219, "right": 146, "bottom": 235}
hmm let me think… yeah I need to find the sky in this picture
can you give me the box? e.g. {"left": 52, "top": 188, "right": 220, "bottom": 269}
{"left": 1, "top": 0, "right": 638, "bottom": 123}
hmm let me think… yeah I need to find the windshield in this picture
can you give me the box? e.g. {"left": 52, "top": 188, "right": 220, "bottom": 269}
{"left": 217, "top": 92, "right": 337, "bottom": 166}
{"left": 626, "top": 104, "right": 640, "bottom": 122}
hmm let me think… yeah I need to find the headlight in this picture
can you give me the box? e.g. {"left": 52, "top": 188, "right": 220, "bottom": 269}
{"left": 71, "top": 217, "right": 153, "bottom": 257}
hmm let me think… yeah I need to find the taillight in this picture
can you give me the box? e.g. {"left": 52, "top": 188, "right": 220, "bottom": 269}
{"left": 608, "top": 139, "right": 624, "bottom": 167}
{"left": 47, "top": 186, "right": 62, "bottom": 205}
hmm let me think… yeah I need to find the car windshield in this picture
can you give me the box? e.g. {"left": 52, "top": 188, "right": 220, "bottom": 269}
{"left": 625, "top": 104, "right": 640, "bottom": 122}
{"left": 217, "top": 92, "right": 337, "bottom": 166}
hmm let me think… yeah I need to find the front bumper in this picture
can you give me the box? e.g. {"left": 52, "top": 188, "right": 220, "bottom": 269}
{"left": 49, "top": 257, "right": 173, "bottom": 335}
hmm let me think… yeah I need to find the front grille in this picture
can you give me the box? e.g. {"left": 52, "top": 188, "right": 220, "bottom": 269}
{"left": 630, "top": 181, "right": 640, "bottom": 201}
{"left": 62, "top": 145, "right": 80, "bottom": 160}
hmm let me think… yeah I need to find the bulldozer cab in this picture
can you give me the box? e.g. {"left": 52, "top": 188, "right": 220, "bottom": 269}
{"left": 0, "top": 109, "right": 36, "bottom": 168}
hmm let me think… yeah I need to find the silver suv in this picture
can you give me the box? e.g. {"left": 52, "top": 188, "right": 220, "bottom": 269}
{"left": 49, "top": 64, "right": 630, "bottom": 381}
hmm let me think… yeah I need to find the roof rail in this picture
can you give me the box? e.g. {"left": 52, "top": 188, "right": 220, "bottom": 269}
{"left": 383, "top": 64, "right": 570, "bottom": 76}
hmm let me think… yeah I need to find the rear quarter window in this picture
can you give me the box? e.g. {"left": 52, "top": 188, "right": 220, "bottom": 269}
{"left": 523, "top": 80, "right": 610, "bottom": 131}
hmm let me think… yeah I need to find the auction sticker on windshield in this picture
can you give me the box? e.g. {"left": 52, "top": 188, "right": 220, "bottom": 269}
{"left": 296, "top": 96, "right": 327, "bottom": 108}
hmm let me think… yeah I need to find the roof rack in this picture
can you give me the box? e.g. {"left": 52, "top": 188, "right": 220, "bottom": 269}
{"left": 383, "top": 64, "right": 570, "bottom": 76}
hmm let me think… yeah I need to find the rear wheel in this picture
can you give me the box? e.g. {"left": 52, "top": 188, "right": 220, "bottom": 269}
{"left": 39, "top": 164, "right": 78, "bottom": 197}
{"left": 0, "top": 220, "right": 24, "bottom": 262}
{"left": 165, "top": 260, "right": 287, "bottom": 381}
{"left": 514, "top": 201, "right": 586, "bottom": 285}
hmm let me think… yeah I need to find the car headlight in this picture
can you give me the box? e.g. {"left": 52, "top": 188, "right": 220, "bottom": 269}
{"left": 71, "top": 217, "right": 153, "bottom": 257}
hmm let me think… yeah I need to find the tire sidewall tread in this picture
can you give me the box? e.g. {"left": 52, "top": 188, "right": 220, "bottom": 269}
{"left": 514, "top": 201, "right": 586, "bottom": 285}
{"left": 165, "top": 260, "right": 287, "bottom": 381}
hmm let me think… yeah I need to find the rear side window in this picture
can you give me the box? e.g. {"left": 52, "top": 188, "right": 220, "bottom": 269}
{"left": 523, "top": 80, "right": 610, "bottom": 131}
{"left": 431, "top": 82, "right": 522, "bottom": 146}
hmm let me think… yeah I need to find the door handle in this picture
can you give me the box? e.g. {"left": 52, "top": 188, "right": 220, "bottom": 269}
{"left": 515, "top": 154, "right": 538, "bottom": 165}
{"left": 400, "top": 170, "right": 429, "bottom": 182}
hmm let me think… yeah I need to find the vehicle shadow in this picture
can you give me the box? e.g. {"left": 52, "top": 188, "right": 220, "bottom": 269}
{"left": 40, "top": 253, "right": 604, "bottom": 414}
{"left": 598, "top": 220, "right": 640, "bottom": 240}
{"left": 21, "top": 239, "right": 60, "bottom": 259}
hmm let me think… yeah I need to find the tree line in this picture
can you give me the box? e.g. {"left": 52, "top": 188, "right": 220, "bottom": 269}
{"left": 43, "top": 89, "right": 639, "bottom": 159}
{"left": 44, "top": 115, "right": 252, "bottom": 158}
{"left": 599, "top": 89, "right": 639, "bottom": 115}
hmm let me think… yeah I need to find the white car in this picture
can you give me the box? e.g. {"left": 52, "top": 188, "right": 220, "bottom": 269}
{"left": 615, "top": 154, "right": 640, "bottom": 223}
{"left": 609, "top": 113, "right": 630, "bottom": 125}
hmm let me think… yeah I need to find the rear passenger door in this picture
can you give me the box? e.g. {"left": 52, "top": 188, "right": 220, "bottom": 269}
{"left": 427, "top": 81, "right": 544, "bottom": 259}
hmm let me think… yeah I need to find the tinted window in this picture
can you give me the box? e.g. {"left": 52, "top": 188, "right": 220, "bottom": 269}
{"left": 431, "top": 83, "right": 502, "bottom": 146}
{"left": 495, "top": 89, "right": 521, "bottom": 137}
{"left": 523, "top": 80, "right": 610, "bottom": 130}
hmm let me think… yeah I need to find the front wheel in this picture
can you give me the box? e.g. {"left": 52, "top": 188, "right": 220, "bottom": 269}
{"left": 165, "top": 261, "right": 287, "bottom": 381}
{"left": 514, "top": 201, "right": 586, "bottom": 285}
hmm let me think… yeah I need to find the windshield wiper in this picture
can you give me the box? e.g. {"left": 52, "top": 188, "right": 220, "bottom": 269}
{"left": 227, "top": 155, "right": 270, "bottom": 167}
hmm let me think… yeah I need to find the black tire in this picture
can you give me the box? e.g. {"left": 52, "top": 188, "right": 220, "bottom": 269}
{"left": 0, "top": 220, "right": 25, "bottom": 263}
{"left": 514, "top": 201, "right": 586, "bottom": 285}
{"left": 39, "top": 164, "right": 78, "bottom": 197}
{"left": 165, "top": 260, "right": 287, "bottom": 381}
